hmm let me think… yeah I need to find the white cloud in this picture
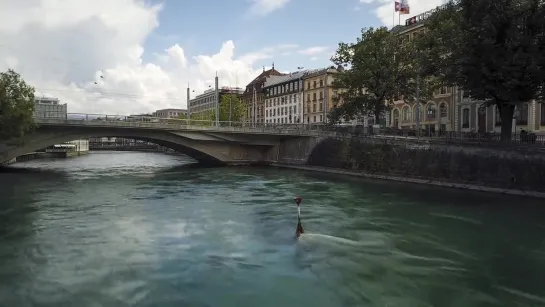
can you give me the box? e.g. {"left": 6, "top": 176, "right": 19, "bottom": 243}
{"left": 0, "top": 0, "right": 296, "bottom": 116}
{"left": 360, "top": 0, "right": 447, "bottom": 25}
{"left": 247, "top": 0, "right": 291, "bottom": 16}
{"left": 297, "top": 46, "right": 330, "bottom": 56}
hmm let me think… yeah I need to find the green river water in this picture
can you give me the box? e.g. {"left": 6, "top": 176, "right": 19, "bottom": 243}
{"left": 0, "top": 151, "right": 544, "bottom": 307}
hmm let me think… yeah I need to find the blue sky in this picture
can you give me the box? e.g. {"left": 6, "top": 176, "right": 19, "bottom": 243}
{"left": 144, "top": 0, "right": 387, "bottom": 72}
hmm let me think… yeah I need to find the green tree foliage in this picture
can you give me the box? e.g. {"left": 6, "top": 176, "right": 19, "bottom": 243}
{"left": 187, "top": 109, "right": 214, "bottom": 126}
{"left": 219, "top": 94, "right": 245, "bottom": 123}
{"left": 185, "top": 94, "right": 245, "bottom": 126}
{"left": 0, "top": 69, "right": 36, "bottom": 140}
{"left": 329, "top": 27, "right": 436, "bottom": 124}
{"left": 417, "top": 0, "right": 545, "bottom": 139}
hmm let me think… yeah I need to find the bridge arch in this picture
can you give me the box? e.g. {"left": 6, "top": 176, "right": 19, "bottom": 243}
{"left": 0, "top": 126, "right": 251, "bottom": 165}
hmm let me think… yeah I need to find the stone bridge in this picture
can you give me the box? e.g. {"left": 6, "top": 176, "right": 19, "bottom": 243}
{"left": 0, "top": 116, "right": 336, "bottom": 165}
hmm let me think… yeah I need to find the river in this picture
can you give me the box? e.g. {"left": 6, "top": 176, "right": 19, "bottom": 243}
{"left": 0, "top": 151, "right": 544, "bottom": 307}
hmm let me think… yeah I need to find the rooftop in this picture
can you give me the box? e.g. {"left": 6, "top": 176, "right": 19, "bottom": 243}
{"left": 391, "top": 4, "right": 446, "bottom": 34}
{"left": 264, "top": 70, "right": 307, "bottom": 88}
{"left": 155, "top": 108, "right": 186, "bottom": 112}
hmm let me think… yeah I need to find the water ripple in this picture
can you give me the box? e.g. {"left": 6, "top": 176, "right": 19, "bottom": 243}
{"left": 0, "top": 152, "right": 544, "bottom": 306}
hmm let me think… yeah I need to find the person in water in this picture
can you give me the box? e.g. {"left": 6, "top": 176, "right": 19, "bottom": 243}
{"left": 294, "top": 196, "right": 304, "bottom": 238}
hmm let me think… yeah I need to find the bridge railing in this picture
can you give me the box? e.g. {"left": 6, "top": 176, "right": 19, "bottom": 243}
{"left": 33, "top": 113, "right": 350, "bottom": 137}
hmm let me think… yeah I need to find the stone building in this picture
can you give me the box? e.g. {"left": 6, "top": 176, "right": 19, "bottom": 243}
{"left": 240, "top": 66, "right": 283, "bottom": 125}
{"left": 389, "top": 6, "right": 459, "bottom": 134}
{"left": 302, "top": 66, "right": 343, "bottom": 124}
{"left": 263, "top": 70, "right": 305, "bottom": 124}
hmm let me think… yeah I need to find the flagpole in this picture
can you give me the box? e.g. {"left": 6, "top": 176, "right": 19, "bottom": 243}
{"left": 393, "top": 6, "right": 395, "bottom": 28}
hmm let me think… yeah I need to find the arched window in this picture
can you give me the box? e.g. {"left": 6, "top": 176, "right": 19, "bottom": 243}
{"left": 392, "top": 108, "right": 400, "bottom": 127}
{"left": 426, "top": 103, "right": 436, "bottom": 120}
{"left": 439, "top": 103, "right": 447, "bottom": 118}
{"left": 413, "top": 104, "right": 424, "bottom": 122}
{"left": 393, "top": 108, "right": 400, "bottom": 120}
{"left": 402, "top": 106, "right": 411, "bottom": 122}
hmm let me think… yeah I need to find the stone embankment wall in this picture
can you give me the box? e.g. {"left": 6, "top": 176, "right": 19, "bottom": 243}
{"left": 274, "top": 136, "right": 545, "bottom": 194}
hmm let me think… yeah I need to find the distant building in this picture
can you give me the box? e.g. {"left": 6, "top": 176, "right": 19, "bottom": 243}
{"left": 302, "top": 66, "right": 344, "bottom": 124}
{"left": 188, "top": 86, "right": 244, "bottom": 117}
{"left": 154, "top": 108, "right": 186, "bottom": 119}
{"left": 34, "top": 97, "right": 89, "bottom": 153}
{"left": 34, "top": 97, "right": 67, "bottom": 119}
{"left": 263, "top": 70, "right": 305, "bottom": 124}
{"left": 126, "top": 114, "right": 159, "bottom": 122}
{"left": 240, "top": 66, "right": 284, "bottom": 125}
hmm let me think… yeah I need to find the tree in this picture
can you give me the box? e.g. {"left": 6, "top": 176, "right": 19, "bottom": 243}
{"left": 329, "top": 27, "right": 436, "bottom": 125}
{"left": 0, "top": 69, "right": 36, "bottom": 141}
{"left": 187, "top": 109, "right": 214, "bottom": 126}
{"left": 418, "top": 0, "right": 545, "bottom": 139}
{"left": 219, "top": 94, "right": 245, "bottom": 124}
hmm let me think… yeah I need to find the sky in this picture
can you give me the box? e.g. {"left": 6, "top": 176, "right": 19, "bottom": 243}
{"left": 0, "top": 0, "right": 445, "bottom": 115}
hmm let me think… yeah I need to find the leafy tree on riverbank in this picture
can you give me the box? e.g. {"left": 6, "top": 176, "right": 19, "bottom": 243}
{"left": 184, "top": 94, "right": 245, "bottom": 126}
{"left": 416, "top": 0, "right": 545, "bottom": 139}
{"left": 219, "top": 94, "right": 245, "bottom": 123}
{"left": 329, "top": 27, "right": 436, "bottom": 124}
{"left": 0, "top": 69, "right": 36, "bottom": 140}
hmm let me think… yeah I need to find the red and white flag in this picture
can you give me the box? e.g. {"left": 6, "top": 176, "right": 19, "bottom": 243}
{"left": 395, "top": 0, "right": 410, "bottom": 14}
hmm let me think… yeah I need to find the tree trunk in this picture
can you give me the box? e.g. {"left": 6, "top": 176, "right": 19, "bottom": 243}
{"left": 499, "top": 104, "right": 515, "bottom": 141}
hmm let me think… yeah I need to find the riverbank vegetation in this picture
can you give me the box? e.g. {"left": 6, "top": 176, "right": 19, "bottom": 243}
{"left": 329, "top": 0, "right": 545, "bottom": 140}
{"left": 0, "top": 69, "right": 36, "bottom": 141}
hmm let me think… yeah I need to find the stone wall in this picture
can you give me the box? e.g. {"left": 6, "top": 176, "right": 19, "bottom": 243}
{"left": 279, "top": 136, "right": 545, "bottom": 193}
{"left": 271, "top": 136, "right": 324, "bottom": 165}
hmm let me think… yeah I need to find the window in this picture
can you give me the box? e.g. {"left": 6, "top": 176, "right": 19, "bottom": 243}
{"left": 515, "top": 103, "right": 528, "bottom": 125}
{"left": 307, "top": 94, "right": 310, "bottom": 102}
{"left": 541, "top": 103, "right": 545, "bottom": 126}
{"left": 440, "top": 87, "right": 446, "bottom": 95}
{"left": 402, "top": 106, "right": 411, "bottom": 122}
{"left": 319, "top": 92, "right": 323, "bottom": 100}
{"left": 439, "top": 103, "right": 447, "bottom": 117}
{"left": 319, "top": 80, "right": 323, "bottom": 87}
{"left": 313, "top": 81, "right": 317, "bottom": 88}
{"left": 426, "top": 104, "right": 436, "bottom": 120}
{"left": 307, "top": 82, "right": 311, "bottom": 90}
{"left": 413, "top": 104, "right": 424, "bottom": 122}
{"left": 495, "top": 106, "right": 502, "bottom": 126}
{"left": 313, "top": 93, "right": 316, "bottom": 101}
{"left": 462, "top": 108, "right": 470, "bottom": 128}
{"left": 393, "top": 109, "right": 400, "bottom": 125}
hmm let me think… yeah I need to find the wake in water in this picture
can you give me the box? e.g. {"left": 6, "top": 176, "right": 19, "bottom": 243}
{"left": 298, "top": 233, "right": 361, "bottom": 246}
{"left": 293, "top": 196, "right": 361, "bottom": 246}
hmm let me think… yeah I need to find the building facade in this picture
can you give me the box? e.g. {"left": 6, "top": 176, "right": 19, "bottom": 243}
{"left": 241, "top": 67, "right": 284, "bottom": 125}
{"left": 389, "top": 6, "right": 545, "bottom": 135}
{"left": 457, "top": 99, "right": 545, "bottom": 134}
{"left": 302, "top": 66, "right": 342, "bottom": 124}
{"left": 34, "top": 97, "right": 89, "bottom": 153}
{"left": 388, "top": 7, "right": 459, "bottom": 133}
{"left": 34, "top": 97, "right": 67, "bottom": 119}
{"left": 263, "top": 71, "right": 305, "bottom": 124}
{"left": 189, "top": 87, "right": 244, "bottom": 117}
{"left": 154, "top": 108, "right": 186, "bottom": 119}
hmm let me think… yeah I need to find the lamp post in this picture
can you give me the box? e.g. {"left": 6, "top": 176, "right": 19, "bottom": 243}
{"left": 229, "top": 94, "right": 232, "bottom": 126}
{"left": 215, "top": 72, "right": 219, "bottom": 127}
{"left": 415, "top": 74, "right": 421, "bottom": 137}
